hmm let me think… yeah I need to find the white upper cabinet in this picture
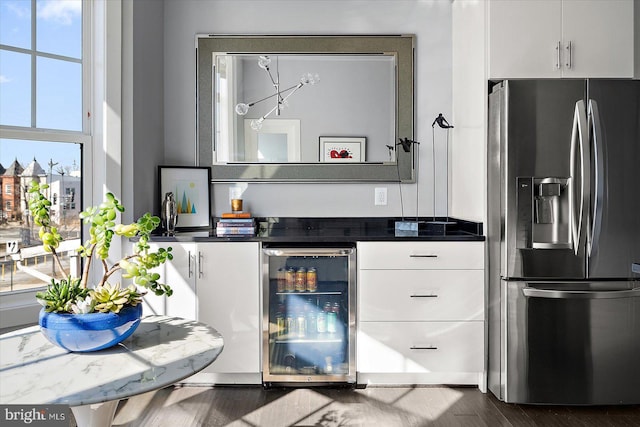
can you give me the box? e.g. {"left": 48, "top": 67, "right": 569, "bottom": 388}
{"left": 488, "top": 0, "right": 634, "bottom": 79}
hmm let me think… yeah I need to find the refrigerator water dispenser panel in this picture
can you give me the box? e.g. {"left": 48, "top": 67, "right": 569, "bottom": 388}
{"left": 516, "top": 177, "right": 571, "bottom": 249}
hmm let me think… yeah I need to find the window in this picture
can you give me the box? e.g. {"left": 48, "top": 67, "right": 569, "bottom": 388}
{"left": 0, "top": 0, "right": 88, "bottom": 294}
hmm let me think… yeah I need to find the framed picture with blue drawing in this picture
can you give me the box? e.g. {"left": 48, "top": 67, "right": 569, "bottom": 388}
{"left": 158, "top": 166, "right": 211, "bottom": 230}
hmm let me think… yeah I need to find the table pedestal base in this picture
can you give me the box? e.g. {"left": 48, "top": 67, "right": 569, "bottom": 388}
{"left": 72, "top": 400, "right": 119, "bottom": 427}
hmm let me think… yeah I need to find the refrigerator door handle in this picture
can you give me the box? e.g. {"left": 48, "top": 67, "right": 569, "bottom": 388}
{"left": 569, "top": 100, "right": 590, "bottom": 255}
{"left": 587, "top": 100, "right": 604, "bottom": 258}
{"left": 523, "top": 287, "right": 640, "bottom": 299}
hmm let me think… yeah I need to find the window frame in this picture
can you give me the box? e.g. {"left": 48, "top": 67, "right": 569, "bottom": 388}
{"left": 0, "top": 0, "right": 91, "bottom": 296}
{"left": 0, "top": 0, "right": 92, "bottom": 141}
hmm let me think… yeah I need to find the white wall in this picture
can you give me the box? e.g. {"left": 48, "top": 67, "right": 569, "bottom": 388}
{"left": 163, "top": 0, "right": 455, "bottom": 218}
{"left": 451, "top": 1, "right": 486, "bottom": 223}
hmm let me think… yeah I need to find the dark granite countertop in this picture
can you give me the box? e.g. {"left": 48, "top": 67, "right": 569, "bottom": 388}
{"left": 150, "top": 217, "right": 484, "bottom": 243}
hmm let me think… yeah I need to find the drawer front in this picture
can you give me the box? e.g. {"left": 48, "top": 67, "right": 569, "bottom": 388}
{"left": 359, "top": 270, "right": 484, "bottom": 321}
{"left": 357, "top": 241, "right": 484, "bottom": 270}
{"left": 357, "top": 321, "right": 483, "bottom": 373}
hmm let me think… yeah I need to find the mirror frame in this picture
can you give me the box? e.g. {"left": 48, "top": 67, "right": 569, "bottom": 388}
{"left": 197, "top": 34, "right": 415, "bottom": 182}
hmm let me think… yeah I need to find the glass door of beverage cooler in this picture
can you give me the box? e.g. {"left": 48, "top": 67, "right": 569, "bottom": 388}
{"left": 262, "top": 247, "right": 356, "bottom": 385}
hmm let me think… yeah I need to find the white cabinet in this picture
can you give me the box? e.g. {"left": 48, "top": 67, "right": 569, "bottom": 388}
{"left": 357, "top": 241, "right": 485, "bottom": 388}
{"left": 195, "top": 241, "right": 261, "bottom": 384}
{"left": 488, "top": 0, "right": 634, "bottom": 78}
{"left": 143, "top": 240, "right": 262, "bottom": 385}
{"left": 141, "top": 242, "right": 196, "bottom": 319}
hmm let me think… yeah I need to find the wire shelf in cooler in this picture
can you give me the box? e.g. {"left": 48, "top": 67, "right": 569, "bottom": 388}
{"left": 275, "top": 291, "right": 342, "bottom": 296}
{"left": 270, "top": 336, "right": 344, "bottom": 344}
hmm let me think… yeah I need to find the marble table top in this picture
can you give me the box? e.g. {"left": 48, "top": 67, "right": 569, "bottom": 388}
{"left": 0, "top": 316, "right": 224, "bottom": 407}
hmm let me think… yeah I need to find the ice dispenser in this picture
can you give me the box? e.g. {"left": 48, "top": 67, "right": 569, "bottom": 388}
{"left": 516, "top": 177, "right": 571, "bottom": 249}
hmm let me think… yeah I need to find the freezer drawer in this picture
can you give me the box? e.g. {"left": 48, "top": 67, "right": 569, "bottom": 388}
{"left": 498, "top": 280, "right": 640, "bottom": 404}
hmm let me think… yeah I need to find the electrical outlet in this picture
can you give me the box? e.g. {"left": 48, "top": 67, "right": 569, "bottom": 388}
{"left": 374, "top": 187, "right": 387, "bottom": 206}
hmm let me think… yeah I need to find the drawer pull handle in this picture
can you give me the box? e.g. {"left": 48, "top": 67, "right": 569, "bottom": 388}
{"left": 409, "top": 254, "right": 438, "bottom": 258}
{"left": 410, "top": 346, "right": 438, "bottom": 350}
{"left": 410, "top": 294, "right": 438, "bottom": 298}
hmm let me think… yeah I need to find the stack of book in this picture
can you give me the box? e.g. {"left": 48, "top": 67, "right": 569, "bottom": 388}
{"left": 216, "top": 212, "right": 255, "bottom": 237}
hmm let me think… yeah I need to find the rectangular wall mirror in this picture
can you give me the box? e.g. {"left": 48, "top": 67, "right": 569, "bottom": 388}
{"left": 197, "top": 35, "right": 415, "bottom": 182}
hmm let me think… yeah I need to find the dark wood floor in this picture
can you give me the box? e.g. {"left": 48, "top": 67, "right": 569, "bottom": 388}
{"left": 90, "top": 385, "right": 640, "bottom": 427}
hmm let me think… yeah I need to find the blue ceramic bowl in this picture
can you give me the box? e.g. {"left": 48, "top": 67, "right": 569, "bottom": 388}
{"left": 39, "top": 304, "right": 143, "bottom": 352}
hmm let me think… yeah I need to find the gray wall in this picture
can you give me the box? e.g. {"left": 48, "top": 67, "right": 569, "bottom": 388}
{"left": 161, "top": 0, "right": 452, "bottom": 218}
{"left": 123, "top": 0, "right": 165, "bottom": 220}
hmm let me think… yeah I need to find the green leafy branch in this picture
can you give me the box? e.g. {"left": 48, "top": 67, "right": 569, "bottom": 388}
{"left": 28, "top": 181, "right": 174, "bottom": 312}
{"left": 27, "top": 182, "right": 67, "bottom": 280}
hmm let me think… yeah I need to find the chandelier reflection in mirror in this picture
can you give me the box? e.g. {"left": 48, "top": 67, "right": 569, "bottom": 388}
{"left": 234, "top": 56, "right": 320, "bottom": 130}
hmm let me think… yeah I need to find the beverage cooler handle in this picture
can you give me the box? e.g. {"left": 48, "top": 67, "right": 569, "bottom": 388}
{"left": 569, "top": 100, "right": 590, "bottom": 256}
{"left": 263, "top": 248, "right": 354, "bottom": 256}
{"left": 588, "top": 100, "right": 604, "bottom": 258}
{"left": 523, "top": 287, "right": 640, "bottom": 299}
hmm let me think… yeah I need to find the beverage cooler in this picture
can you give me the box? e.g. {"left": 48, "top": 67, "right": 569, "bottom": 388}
{"left": 262, "top": 246, "right": 356, "bottom": 386}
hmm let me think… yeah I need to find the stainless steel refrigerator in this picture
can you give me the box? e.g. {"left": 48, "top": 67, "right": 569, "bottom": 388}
{"left": 487, "top": 79, "right": 640, "bottom": 405}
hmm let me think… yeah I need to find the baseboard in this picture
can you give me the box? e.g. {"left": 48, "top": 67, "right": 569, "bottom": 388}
{"left": 178, "top": 372, "right": 261, "bottom": 386}
{"left": 356, "top": 372, "right": 483, "bottom": 388}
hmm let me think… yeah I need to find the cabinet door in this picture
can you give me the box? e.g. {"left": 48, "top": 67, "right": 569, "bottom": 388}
{"left": 488, "top": 0, "right": 562, "bottom": 78}
{"left": 561, "top": 0, "right": 634, "bottom": 78}
{"left": 146, "top": 242, "right": 197, "bottom": 320}
{"left": 197, "top": 242, "right": 261, "bottom": 375}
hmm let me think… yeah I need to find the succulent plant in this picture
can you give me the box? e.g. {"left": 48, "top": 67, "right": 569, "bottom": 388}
{"left": 36, "top": 278, "right": 89, "bottom": 313}
{"left": 70, "top": 295, "right": 95, "bottom": 314}
{"left": 90, "top": 283, "right": 145, "bottom": 313}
